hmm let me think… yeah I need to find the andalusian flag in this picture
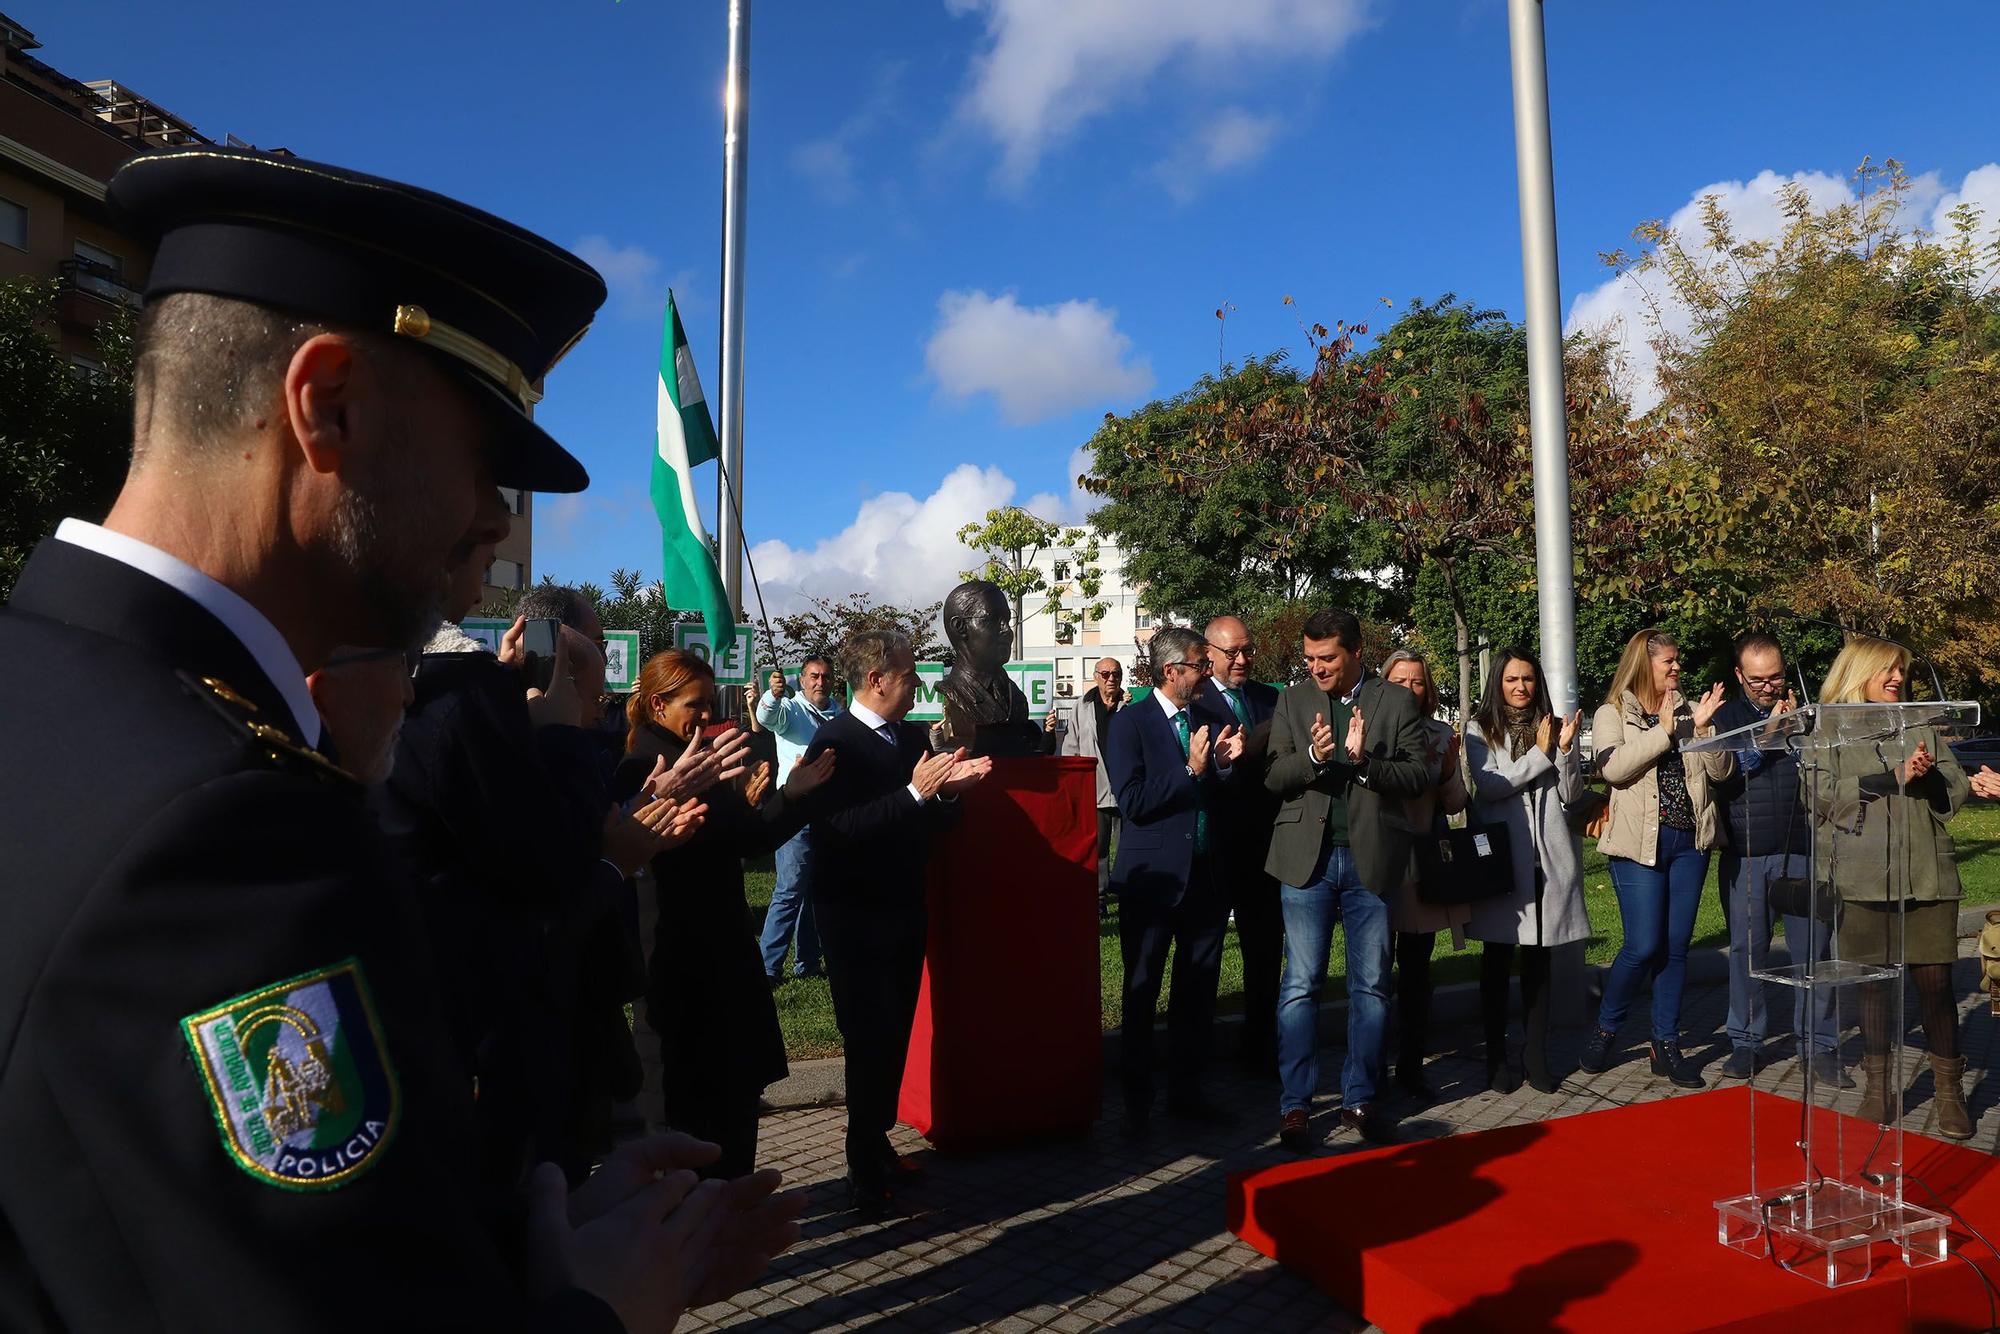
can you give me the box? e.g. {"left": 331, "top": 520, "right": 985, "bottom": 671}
{"left": 651, "top": 291, "right": 735, "bottom": 658}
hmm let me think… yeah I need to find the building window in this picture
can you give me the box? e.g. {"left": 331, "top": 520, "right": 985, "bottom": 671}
{"left": 497, "top": 486, "right": 527, "bottom": 516}
{"left": 1055, "top": 622, "right": 1075, "bottom": 645}
{"left": 74, "top": 240, "right": 122, "bottom": 274}
{"left": 487, "top": 557, "right": 525, "bottom": 589}
{"left": 1134, "top": 608, "right": 1155, "bottom": 630}
{"left": 1053, "top": 560, "right": 1069, "bottom": 582}
{"left": 0, "top": 197, "right": 24, "bottom": 251}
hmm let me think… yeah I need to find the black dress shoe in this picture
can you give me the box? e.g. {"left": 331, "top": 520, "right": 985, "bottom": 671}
{"left": 846, "top": 1178, "right": 894, "bottom": 1222}
{"left": 1278, "top": 1108, "right": 1313, "bottom": 1153}
{"left": 1486, "top": 1059, "right": 1522, "bottom": 1095}
{"left": 1166, "top": 1095, "right": 1236, "bottom": 1128}
{"left": 1339, "top": 1104, "right": 1394, "bottom": 1144}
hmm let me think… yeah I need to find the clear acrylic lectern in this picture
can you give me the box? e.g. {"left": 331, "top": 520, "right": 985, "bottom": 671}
{"left": 1693, "top": 700, "right": 1980, "bottom": 1287}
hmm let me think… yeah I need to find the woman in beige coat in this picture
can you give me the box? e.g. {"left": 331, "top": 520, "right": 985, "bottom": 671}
{"left": 1382, "top": 650, "right": 1469, "bottom": 1100}
{"left": 1810, "top": 636, "right": 1973, "bottom": 1137}
{"left": 1578, "top": 629, "right": 1733, "bottom": 1089}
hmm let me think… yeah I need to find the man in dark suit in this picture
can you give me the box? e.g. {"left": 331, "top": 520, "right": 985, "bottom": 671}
{"left": 1265, "top": 609, "right": 1430, "bottom": 1148}
{"left": 1106, "top": 625, "right": 1246, "bottom": 1138}
{"left": 805, "top": 630, "right": 992, "bottom": 1218}
{"left": 0, "top": 149, "right": 794, "bottom": 1330}
{"left": 1192, "top": 615, "right": 1283, "bottom": 1073}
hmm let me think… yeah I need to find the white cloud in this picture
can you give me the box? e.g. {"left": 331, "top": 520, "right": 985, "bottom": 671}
{"left": 924, "top": 290, "right": 1153, "bottom": 425}
{"left": 1564, "top": 165, "right": 2000, "bottom": 414}
{"left": 788, "top": 62, "right": 905, "bottom": 205}
{"left": 1149, "top": 107, "right": 1283, "bottom": 203}
{"left": 572, "top": 236, "right": 670, "bottom": 322}
{"left": 746, "top": 453, "right": 1103, "bottom": 614}
{"left": 1934, "top": 163, "right": 2000, "bottom": 259}
{"left": 948, "top": 0, "right": 1370, "bottom": 189}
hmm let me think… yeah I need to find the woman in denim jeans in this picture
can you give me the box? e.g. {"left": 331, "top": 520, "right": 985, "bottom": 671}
{"left": 1579, "top": 629, "right": 1734, "bottom": 1087}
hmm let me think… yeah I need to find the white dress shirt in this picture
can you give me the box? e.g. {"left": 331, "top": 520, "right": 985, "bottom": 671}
{"left": 55, "top": 518, "right": 321, "bottom": 749}
{"left": 848, "top": 699, "right": 929, "bottom": 804}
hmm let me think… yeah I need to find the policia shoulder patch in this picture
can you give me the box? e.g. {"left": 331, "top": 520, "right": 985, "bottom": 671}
{"left": 181, "top": 959, "right": 400, "bottom": 1190}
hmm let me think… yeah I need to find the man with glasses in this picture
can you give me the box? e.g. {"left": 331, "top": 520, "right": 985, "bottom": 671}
{"left": 1104, "top": 627, "right": 1246, "bottom": 1138}
{"left": 1712, "top": 632, "right": 1845, "bottom": 1084}
{"left": 1193, "top": 616, "right": 1284, "bottom": 1074}
{"left": 1053, "top": 657, "right": 1129, "bottom": 917}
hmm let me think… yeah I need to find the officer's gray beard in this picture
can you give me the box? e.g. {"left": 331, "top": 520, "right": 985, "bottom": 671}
{"left": 330, "top": 453, "right": 443, "bottom": 654}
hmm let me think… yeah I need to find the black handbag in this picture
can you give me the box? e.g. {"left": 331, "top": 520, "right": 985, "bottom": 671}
{"left": 1415, "top": 812, "right": 1515, "bottom": 906}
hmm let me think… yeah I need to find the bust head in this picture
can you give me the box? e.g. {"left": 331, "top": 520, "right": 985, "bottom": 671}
{"left": 943, "top": 580, "right": 1013, "bottom": 675}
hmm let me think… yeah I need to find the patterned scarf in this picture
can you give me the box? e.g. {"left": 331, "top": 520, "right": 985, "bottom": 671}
{"left": 1501, "top": 702, "right": 1541, "bottom": 758}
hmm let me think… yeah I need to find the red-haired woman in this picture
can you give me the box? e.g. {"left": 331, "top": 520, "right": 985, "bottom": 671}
{"left": 627, "top": 648, "right": 836, "bottom": 1174}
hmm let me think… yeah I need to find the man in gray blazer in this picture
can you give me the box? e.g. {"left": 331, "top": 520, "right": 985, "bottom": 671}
{"left": 1265, "top": 609, "right": 1430, "bottom": 1148}
{"left": 1054, "top": 657, "right": 1126, "bottom": 915}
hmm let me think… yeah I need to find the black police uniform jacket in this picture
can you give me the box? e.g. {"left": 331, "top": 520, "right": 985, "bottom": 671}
{"left": 624, "top": 723, "right": 794, "bottom": 1103}
{"left": 0, "top": 540, "right": 617, "bottom": 1332}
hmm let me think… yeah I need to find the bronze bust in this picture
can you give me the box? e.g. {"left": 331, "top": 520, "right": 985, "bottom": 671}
{"left": 934, "top": 580, "right": 1041, "bottom": 755}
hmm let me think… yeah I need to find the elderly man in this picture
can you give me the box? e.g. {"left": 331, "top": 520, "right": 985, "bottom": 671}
{"left": 1192, "top": 616, "right": 1283, "bottom": 1073}
{"left": 0, "top": 148, "right": 793, "bottom": 1330}
{"left": 1054, "top": 656, "right": 1127, "bottom": 916}
{"left": 752, "top": 657, "right": 841, "bottom": 982}
{"left": 1106, "top": 626, "right": 1246, "bottom": 1138}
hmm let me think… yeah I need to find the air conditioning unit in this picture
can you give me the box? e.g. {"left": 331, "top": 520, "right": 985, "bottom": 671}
{"left": 1056, "top": 681, "right": 1075, "bottom": 698}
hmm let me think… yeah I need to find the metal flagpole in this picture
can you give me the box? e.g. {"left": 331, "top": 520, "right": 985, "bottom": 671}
{"left": 1506, "top": 0, "right": 1579, "bottom": 718}
{"left": 715, "top": 0, "right": 751, "bottom": 624}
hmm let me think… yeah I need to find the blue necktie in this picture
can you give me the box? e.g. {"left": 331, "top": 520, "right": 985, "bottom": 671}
{"left": 1171, "top": 710, "right": 1209, "bottom": 855}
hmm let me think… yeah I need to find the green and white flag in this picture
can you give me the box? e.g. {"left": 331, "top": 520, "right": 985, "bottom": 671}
{"left": 651, "top": 291, "right": 735, "bottom": 659}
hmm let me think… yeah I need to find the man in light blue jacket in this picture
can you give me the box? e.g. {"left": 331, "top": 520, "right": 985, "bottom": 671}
{"left": 751, "top": 655, "right": 841, "bottom": 983}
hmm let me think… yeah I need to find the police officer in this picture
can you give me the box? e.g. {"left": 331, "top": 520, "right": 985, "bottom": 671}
{"left": 0, "top": 148, "right": 797, "bottom": 1331}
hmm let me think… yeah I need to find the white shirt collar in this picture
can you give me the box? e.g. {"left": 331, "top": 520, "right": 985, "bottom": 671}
{"left": 1154, "top": 688, "right": 1186, "bottom": 723}
{"left": 55, "top": 518, "right": 321, "bottom": 749}
{"left": 1339, "top": 669, "right": 1368, "bottom": 707}
{"left": 848, "top": 699, "right": 897, "bottom": 738}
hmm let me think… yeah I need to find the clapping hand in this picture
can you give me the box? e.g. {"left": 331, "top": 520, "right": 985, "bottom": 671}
{"left": 1773, "top": 690, "right": 1797, "bottom": 716}
{"left": 743, "top": 760, "right": 774, "bottom": 809}
{"left": 1345, "top": 706, "right": 1367, "bottom": 765}
{"left": 601, "top": 797, "right": 708, "bottom": 875}
{"left": 1213, "top": 723, "right": 1245, "bottom": 768}
{"left": 1187, "top": 723, "right": 1214, "bottom": 777}
{"left": 939, "top": 749, "right": 993, "bottom": 796}
{"left": 1307, "top": 711, "right": 1336, "bottom": 764}
{"left": 1440, "top": 730, "right": 1462, "bottom": 775}
{"left": 1973, "top": 766, "right": 2000, "bottom": 800}
{"left": 1899, "top": 740, "right": 1935, "bottom": 788}
{"left": 1557, "top": 709, "right": 1582, "bottom": 753}
{"left": 782, "top": 749, "right": 836, "bottom": 800}
{"left": 1691, "top": 681, "right": 1727, "bottom": 730}
{"left": 525, "top": 626, "right": 582, "bottom": 730}
{"left": 910, "top": 748, "right": 956, "bottom": 801}
{"left": 1534, "top": 713, "right": 1554, "bottom": 755}
{"left": 646, "top": 726, "right": 753, "bottom": 802}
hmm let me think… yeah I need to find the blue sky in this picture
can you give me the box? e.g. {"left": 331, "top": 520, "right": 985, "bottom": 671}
{"left": 36, "top": 1, "right": 2000, "bottom": 612}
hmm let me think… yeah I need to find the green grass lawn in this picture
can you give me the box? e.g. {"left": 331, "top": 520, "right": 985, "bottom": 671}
{"left": 750, "top": 801, "right": 2000, "bottom": 1061}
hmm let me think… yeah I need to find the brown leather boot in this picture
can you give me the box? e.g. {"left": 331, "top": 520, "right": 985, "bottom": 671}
{"left": 1857, "top": 1056, "right": 1894, "bottom": 1125}
{"left": 1931, "top": 1055, "right": 1974, "bottom": 1141}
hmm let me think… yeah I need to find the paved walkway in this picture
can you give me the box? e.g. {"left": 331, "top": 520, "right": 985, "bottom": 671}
{"left": 672, "top": 957, "right": 1998, "bottom": 1332}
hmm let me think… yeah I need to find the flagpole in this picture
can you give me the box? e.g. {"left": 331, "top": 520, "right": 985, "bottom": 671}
{"left": 715, "top": 0, "right": 751, "bottom": 625}
{"left": 1507, "top": 0, "right": 1577, "bottom": 719}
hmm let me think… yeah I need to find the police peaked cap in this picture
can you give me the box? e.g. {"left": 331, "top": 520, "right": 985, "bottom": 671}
{"left": 108, "top": 147, "right": 607, "bottom": 494}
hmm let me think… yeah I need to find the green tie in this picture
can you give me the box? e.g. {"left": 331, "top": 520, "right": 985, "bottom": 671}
{"left": 1171, "top": 710, "right": 1209, "bottom": 855}
{"left": 1222, "top": 687, "right": 1248, "bottom": 727}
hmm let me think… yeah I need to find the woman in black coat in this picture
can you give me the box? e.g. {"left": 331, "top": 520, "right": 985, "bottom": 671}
{"left": 627, "top": 648, "right": 835, "bottom": 1176}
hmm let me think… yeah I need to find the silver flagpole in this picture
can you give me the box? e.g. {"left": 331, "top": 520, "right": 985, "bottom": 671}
{"left": 715, "top": 0, "right": 751, "bottom": 622}
{"left": 1507, "top": 0, "right": 1578, "bottom": 718}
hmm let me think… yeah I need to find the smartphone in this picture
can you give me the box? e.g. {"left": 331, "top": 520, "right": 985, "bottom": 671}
{"left": 520, "top": 618, "right": 561, "bottom": 693}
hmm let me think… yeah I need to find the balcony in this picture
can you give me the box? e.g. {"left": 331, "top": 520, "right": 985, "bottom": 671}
{"left": 58, "top": 256, "right": 142, "bottom": 310}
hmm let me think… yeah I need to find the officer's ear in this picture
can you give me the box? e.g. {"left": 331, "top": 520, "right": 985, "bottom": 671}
{"left": 284, "top": 333, "right": 362, "bottom": 477}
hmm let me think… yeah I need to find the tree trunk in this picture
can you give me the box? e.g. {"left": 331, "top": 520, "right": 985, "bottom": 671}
{"left": 1441, "top": 560, "right": 1472, "bottom": 724}
{"left": 1012, "top": 592, "right": 1025, "bottom": 651}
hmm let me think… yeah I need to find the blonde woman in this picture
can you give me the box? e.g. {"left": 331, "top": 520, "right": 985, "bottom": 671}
{"left": 1577, "top": 629, "right": 1734, "bottom": 1088}
{"left": 1380, "top": 649, "right": 1469, "bottom": 1099}
{"left": 1811, "top": 636, "right": 1974, "bottom": 1138}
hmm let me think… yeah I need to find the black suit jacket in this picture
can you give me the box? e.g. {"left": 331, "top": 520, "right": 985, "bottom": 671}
{"left": 1104, "top": 697, "right": 1236, "bottom": 907}
{"left": 803, "top": 710, "right": 961, "bottom": 919}
{"left": 0, "top": 539, "right": 615, "bottom": 1332}
{"left": 1193, "top": 679, "right": 1282, "bottom": 880}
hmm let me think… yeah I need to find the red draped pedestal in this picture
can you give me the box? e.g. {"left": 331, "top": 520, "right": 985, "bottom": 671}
{"left": 898, "top": 755, "right": 1101, "bottom": 1148}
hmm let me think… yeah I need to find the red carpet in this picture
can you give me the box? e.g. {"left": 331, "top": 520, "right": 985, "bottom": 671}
{"left": 1229, "top": 1088, "right": 2000, "bottom": 1332}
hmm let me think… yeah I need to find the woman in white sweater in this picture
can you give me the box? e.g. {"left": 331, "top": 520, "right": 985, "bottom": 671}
{"left": 1464, "top": 647, "right": 1590, "bottom": 1093}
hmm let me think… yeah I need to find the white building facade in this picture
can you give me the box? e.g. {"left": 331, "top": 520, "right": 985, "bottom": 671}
{"left": 1013, "top": 540, "right": 1159, "bottom": 700}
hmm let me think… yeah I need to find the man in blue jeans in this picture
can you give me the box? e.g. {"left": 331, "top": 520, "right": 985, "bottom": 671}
{"left": 753, "top": 656, "right": 840, "bottom": 983}
{"left": 1712, "top": 633, "right": 1846, "bottom": 1085}
{"left": 1264, "top": 610, "right": 1430, "bottom": 1148}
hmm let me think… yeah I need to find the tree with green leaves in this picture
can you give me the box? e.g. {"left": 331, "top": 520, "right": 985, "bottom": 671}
{"left": 955, "top": 505, "right": 1106, "bottom": 642}
{"left": 767, "top": 591, "right": 948, "bottom": 670}
{"left": 1, "top": 280, "right": 136, "bottom": 600}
